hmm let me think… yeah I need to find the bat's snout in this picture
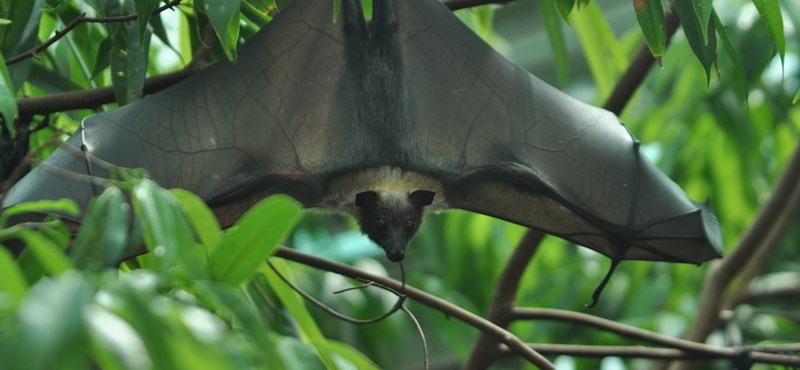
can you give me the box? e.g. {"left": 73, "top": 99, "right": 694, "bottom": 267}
{"left": 386, "top": 249, "right": 405, "bottom": 262}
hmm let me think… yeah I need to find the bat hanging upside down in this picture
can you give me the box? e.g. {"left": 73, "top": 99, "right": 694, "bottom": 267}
{"left": 3, "top": 0, "right": 722, "bottom": 267}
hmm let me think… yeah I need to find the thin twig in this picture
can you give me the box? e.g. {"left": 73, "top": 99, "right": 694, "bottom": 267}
{"left": 267, "top": 260, "right": 406, "bottom": 325}
{"left": 274, "top": 247, "right": 556, "bottom": 369}
{"left": 400, "top": 306, "right": 429, "bottom": 370}
{"left": 5, "top": 0, "right": 183, "bottom": 66}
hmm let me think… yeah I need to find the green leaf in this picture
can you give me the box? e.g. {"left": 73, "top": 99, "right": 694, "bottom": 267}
{"left": 0, "top": 228, "right": 74, "bottom": 275}
{"left": 633, "top": 0, "right": 666, "bottom": 59}
{"left": 211, "top": 195, "right": 301, "bottom": 285}
{"left": 327, "top": 341, "right": 381, "bottom": 370}
{"left": 0, "top": 247, "right": 28, "bottom": 311}
{"left": 0, "top": 198, "right": 80, "bottom": 227}
{"left": 752, "top": 0, "right": 785, "bottom": 63}
{"left": 193, "top": 281, "right": 282, "bottom": 356}
{"left": 171, "top": 188, "right": 222, "bottom": 254}
{"left": 675, "top": 1, "right": 717, "bottom": 82}
{"left": 71, "top": 187, "right": 131, "bottom": 270}
{"left": 2, "top": 0, "right": 44, "bottom": 89}
{"left": 261, "top": 259, "right": 338, "bottom": 369}
{"left": 793, "top": 88, "right": 800, "bottom": 105}
{"left": 713, "top": 11, "right": 748, "bottom": 102}
{"left": 0, "top": 272, "right": 92, "bottom": 370}
{"left": 132, "top": 179, "right": 208, "bottom": 280}
{"left": 91, "top": 37, "right": 112, "bottom": 78}
{"left": 0, "top": 51, "right": 16, "bottom": 135}
{"left": 205, "top": 0, "right": 242, "bottom": 61}
{"left": 110, "top": 17, "right": 151, "bottom": 105}
{"left": 571, "top": 2, "right": 628, "bottom": 100}
{"left": 555, "top": 0, "right": 575, "bottom": 23}
{"left": 541, "top": 0, "right": 568, "bottom": 85}
{"left": 134, "top": 0, "right": 159, "bottom": 42}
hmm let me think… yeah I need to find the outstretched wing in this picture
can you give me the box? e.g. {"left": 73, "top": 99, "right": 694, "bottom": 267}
{"left": 3, "top": 0, "right": 357, "bottom": 225}
{"left": 395, "top": 0, "right": 722, "bottom": 263}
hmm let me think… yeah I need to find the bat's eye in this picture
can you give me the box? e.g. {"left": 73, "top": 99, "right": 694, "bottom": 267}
{"left": 374, "top": 218, "right": 387, "bottom": 233}
{"left": 404, "top": 219, "right": 416, "bottom": 234}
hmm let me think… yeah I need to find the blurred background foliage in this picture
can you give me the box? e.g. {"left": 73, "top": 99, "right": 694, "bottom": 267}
{"left": 0, "top": 0, "right": 798, "bottom": 369}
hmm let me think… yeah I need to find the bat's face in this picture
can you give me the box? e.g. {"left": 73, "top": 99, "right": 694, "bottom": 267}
{"left": 354, "top": 190, "right": 435, "bottom": 262}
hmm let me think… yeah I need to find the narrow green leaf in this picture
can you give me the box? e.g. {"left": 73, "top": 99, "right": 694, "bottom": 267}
{"left": 211, "top": 195, "right": 301, "bottom": 285}
{"left": 110, "top": 19, "right": 151, "bottom": 105}
{"left": 698, "top": 0, "right": 713, "bottom": 43}
{"left": 3, "top": 0, "right": 44, "bottom": 90}
{"left": 171, "top": 188, "right": 223, "bottom": 254}
{"left": 752, "top": 0, "right": 785, "bottom": 63}
{"left": 1, "top": 272, "right": 92, "bottom": 370}
{"left": 71, "top": 187, "right": 131, "bottom": 270}
{"left": 0, "top": 247, "right": 28, "bottom": 311}
{"left": 633, "top": 0, "right": 666, "bottom": 59}
{"left": 91, "top": 37, "right": 111, "bottom": 78}
{"left": 554, "top": 0, "right": 575, "bottom": 24}
{"left": 675, "top": 1, "right": 717, "bottom": 82}
{"left": 261, "top": 260, "right": 338, "bottom": 369}
{"left": 193, "top": 281, "right": 279, "bottom": 352}
{"left": 132, "top": 179, "right": 208, "bottom": 280}
{"left": 327, "top": 341, "right": 381, "bottom": 370}
{"left": 0, "top": 51, "right": 16, "bottom": 135}
{"left": 713, "top": 11, "right": 748, "bottom": 102}
{"left": 134, "top": 0, "right": 159, "bottom": 42}
{"left": 571, "top": 2, "right": 627, "bottom": 100}
{"left": 1, "top": 228, "right": 74, "bottom": 275}
{"left": 793, "top": 88, "right": 800, "bottom": 104}
{"left": 541, "top": 0, "right": 568, "bottom": 85}
{"left": 205, "top": 0, "right": 242, "bottom": 61}
{"left": 0, "top": 198, "right": 80, "bottom": 227}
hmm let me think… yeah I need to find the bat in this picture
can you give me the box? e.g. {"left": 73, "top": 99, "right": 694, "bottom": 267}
{"left": 3, "top": 0, "right": 722, "bottom": 268}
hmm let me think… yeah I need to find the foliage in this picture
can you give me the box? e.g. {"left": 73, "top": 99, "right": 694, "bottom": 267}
{"left": 1, "top": 0, "right": 799, "bottom": 369}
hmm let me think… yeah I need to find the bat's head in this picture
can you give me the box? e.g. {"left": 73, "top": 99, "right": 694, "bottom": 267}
{"left": 354, "top": 190, "right": 436, "bottom": 262}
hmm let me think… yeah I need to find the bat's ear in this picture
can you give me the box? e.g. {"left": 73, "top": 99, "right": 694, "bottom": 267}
{"left": 355, "top": 191, "right": 378, "bottom": 206}
{"left": 409, "top": 190, "right": 435, "bottom": 207}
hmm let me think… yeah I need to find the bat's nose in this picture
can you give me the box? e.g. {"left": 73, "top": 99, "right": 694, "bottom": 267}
{"left": 386, "top": 249, "right": 405, "bottom": 262}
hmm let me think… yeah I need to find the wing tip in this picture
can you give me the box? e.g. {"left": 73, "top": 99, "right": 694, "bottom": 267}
{"left": 697, "top": 199, "right": 724, "bottom": 259}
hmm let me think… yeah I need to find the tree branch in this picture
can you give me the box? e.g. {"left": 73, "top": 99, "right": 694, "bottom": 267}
{"left": 463, "top": 230, "right": 545, "bottom": 370}
{"left": 274, "top": 247, "right": 556, "bottom": 370}
{"left": 5, "top": 0, "right": 183, "bottom": 66}
{"left": 499, "top": 344, "right": 800, "bottom": 366}
{"left": 15, "top": 25, "right": 215, "bottom": 119}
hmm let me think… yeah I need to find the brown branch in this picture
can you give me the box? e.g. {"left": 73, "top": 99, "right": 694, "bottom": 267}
{"left": 5, "top": 0, "right": 183, "bottom": 66}
{"left": 727, "top": 284, "right": 800, "bottom": 307}
{"left": 16, "top": 69, "right": 193, "bottom": 118}
{"left": 273, "top": 247, "right": 556, "bottom": 370}
{"left": 513, "top": 308, "right": 732, "bottom": 355}
{"left": 499, "top": 344, "right": 800, "bottom": 366}
{"left": 15, "top": 25, "right": 215, "bottom": 119}
{"left": 463, "top": 230, "right": 545, "bottom": 370}
{"left": 603, "top": 3, "right": 680, "bottom": 115}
